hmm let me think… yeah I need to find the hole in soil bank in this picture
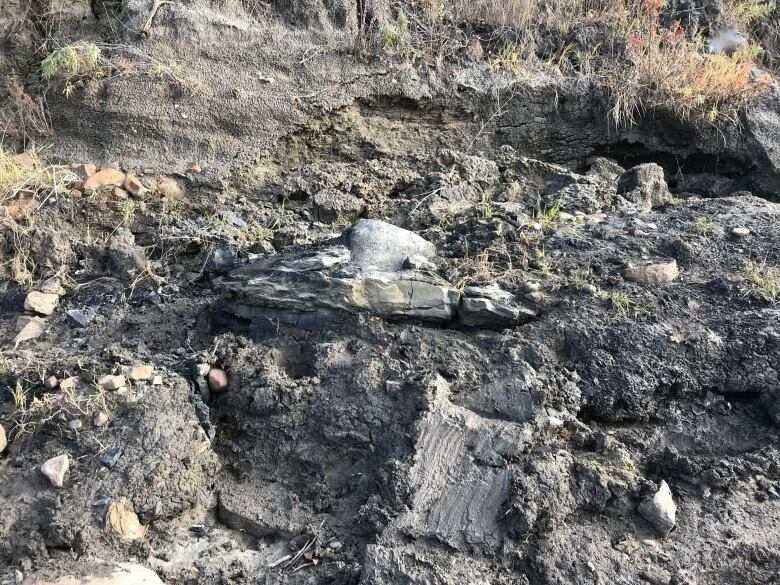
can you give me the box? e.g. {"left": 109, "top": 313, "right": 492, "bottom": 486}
{"left": 590, "top": 140, "right": 758, "bottom": 195}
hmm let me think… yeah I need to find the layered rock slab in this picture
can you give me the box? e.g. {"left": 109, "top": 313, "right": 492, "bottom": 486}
{"left": 220, "top": 220, "right": 537, "bottom": 329}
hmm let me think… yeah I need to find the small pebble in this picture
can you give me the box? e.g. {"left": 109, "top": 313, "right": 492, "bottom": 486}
{"left": 152, "top": 375, "right": 163, "bottom": 386}
{"left": 41, "top": 454, "right": 69, "bottom": 488}
{"left": 98, "top": 375, "right": 126, "bottom": 391}
{"left": 731, "top": 226, "right": 751, "bottom": 237}
{"left": 94, "top": 412, "right": 110, "bottom": 427}
{"left": 207, "top": 368, "right": 229, "bottom": 392}
{"left": 44, "top": 376, "right": 59, "bottom": 390}
{"left": 0, "top": 424, "right": 7, "bottom": 453}
{"left": 68, "top": 419, "right": 83, "bottom": 432}
{"left": 195, "top": 363, "right": 211, "bottom": 377}
{"left": 129, "top": 365, "right": 154, "bottom": 381}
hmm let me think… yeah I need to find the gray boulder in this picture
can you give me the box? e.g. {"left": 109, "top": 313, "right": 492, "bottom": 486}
{"left": 348, "top": 219, "right": 436, "bottom": 271}
{"left": 617, "top": 163, "right": 672, "bottom": 211}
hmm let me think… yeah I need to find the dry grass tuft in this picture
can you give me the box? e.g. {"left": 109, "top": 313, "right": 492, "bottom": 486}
{"left": 9, "top": 379, "right": 108, "bottom": 438}
{"left": 606, "top": 12, "right": 771, "bottom": 126}
{"left": 739, "top": 259, "right": 780, "bottom": 303}
{"left": 0, "top": 148, "right": 74, "bottom": 201}
{"left": 380, "top": 0, "right": 774, "bottom": 126}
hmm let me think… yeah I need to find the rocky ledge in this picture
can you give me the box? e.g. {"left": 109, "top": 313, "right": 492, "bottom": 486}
{"left": 219, "top": 219, "right": 538, "bottom": 329}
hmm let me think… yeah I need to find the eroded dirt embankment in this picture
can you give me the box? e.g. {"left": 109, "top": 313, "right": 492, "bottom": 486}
{"left": 1, "top": 2, "right": 780, "bottom": 585}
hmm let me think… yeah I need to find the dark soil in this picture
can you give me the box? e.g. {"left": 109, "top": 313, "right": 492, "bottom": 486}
{"left": 1, "top": 2, "right": 780, "bottom": 584}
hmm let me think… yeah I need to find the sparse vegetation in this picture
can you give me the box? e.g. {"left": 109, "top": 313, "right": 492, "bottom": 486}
{"left": 739, "top": 259, "right": 780, "bottom": 303}
{"left": 0, "top": 148, "right": 74, "bottom": 201}
{"left": 598, "top": 289, "right": 638, "bottom": 316}
{"left": 375, "top": 0, "right": 775, "bottom": 126}
{"left": 9, "top": 378, "right": 108, "bottom": 438}
{"left": 689, "top": 216, "right": 717, "bottom": 235}
{"left": 41, "top": 42, "right": 103, "bottom": 96}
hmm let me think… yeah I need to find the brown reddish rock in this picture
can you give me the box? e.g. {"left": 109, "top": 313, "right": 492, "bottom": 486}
{"left": 123, "top": 174, "right": 146, "bottom": 196}
{"left": 83, "top": 168, "right": 126, "bottom": 192}
{"left": 207, "top": 368, "right": 228, "bottom": 392}
{"left": 105, "top": 498, "right": 145, "bottom": 540}
{"left": 128, "top": 365, "right": 154, "bottom": 381}
{"left": 71, "top": 163, "right": 97, "bottom": 179}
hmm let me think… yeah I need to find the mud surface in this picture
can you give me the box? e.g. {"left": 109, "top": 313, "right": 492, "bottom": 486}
{"left": 2, "top": 2, "right": 780, "bottom": 584}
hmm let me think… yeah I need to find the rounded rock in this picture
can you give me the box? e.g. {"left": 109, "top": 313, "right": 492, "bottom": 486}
{"left": 207, "top": 368, "right": 229, "bottom": 392}
{"left": 41, "top": 454, "right": 70, "bottom": 488}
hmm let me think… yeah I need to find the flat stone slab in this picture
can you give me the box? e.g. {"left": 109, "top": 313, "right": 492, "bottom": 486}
{"left": 220, "top": 221, "right": 538, "bottom": 329}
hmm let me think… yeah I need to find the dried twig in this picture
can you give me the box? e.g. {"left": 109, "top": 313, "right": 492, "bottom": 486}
{"left": 141, "top": 0, "right": 173, "bottom": 36}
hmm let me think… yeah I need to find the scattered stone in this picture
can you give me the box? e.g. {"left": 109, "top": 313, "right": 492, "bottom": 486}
{"left": 98, "top": 375, "right": 126, "bottom": 391}
{"left": 731, "top": 227, "right": 751, "bottom": 237}
{"left": 14, "top": 317, "right": 47, "bottom": 346}
{"left": 44, "top": 376, "right": 59, "bottom": 390}
{"left": 94, "top": 412, "right": 110, "bottom": 427}
{"left": 195, "top": 363, "right": 211, "bottom": 377}
{"left": 100, "top": 446, "right": 123, "bottom": 469}
{"left": 625, "top": 259, "right": 680, "bottom": 285}
{"left": 105, "top": 498, "right": 146, "bottom": 540}
{"left": 348, "top": 219, "right": 436, "bottom": 271}
{"left": 71, "top": 163, "right": 97, "bottom": 179}
{"left": 152, "top": 375, "right": 163, "bottom": 386}
{"left": 328, "top": 540, "right": 344, "bottom": 551}
{"left": 83, "top": 168, "right": 126, "bottom": 192}
{"left": 0, "top": 424, "right": 6, "bottom": 454}
{"left": 66, "top": 308, "right": 92, "bottom": 328}
{"left": 582, "top": 283, "right": 599, "bottom": 295}
{"left": 129, "top": 365, "right": 154, "bottom": 381}
{"left": 39, "top": 277, "right": 64, "bottom": 295}
{"left": 123, "top": 174, "right": 146, "bottom": 196}
{"left": 207, "top": 368, "right": 229, "bottom": 392}
{"left": 638, "top": 480, "right": 677, "bottom": 536}
{"left": 617, "top": 163, "right": 671, "bottom": 210}
{"left": 111, "top": 186, "right": 129, "bottom": 199}
{"left": 24, "top": 291, "right": 59, "bottom": 316}
{"left": 24, "top": 562, "right": 164, "bottom": 585}
{"left": 41, "top": 454, "right": 69, "bottom": 488}
{"left": 68, "top": 419, "right": 83, "bottom": 432}
{"left": 208, "top": 247, "right": 238, "bottom": 274}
